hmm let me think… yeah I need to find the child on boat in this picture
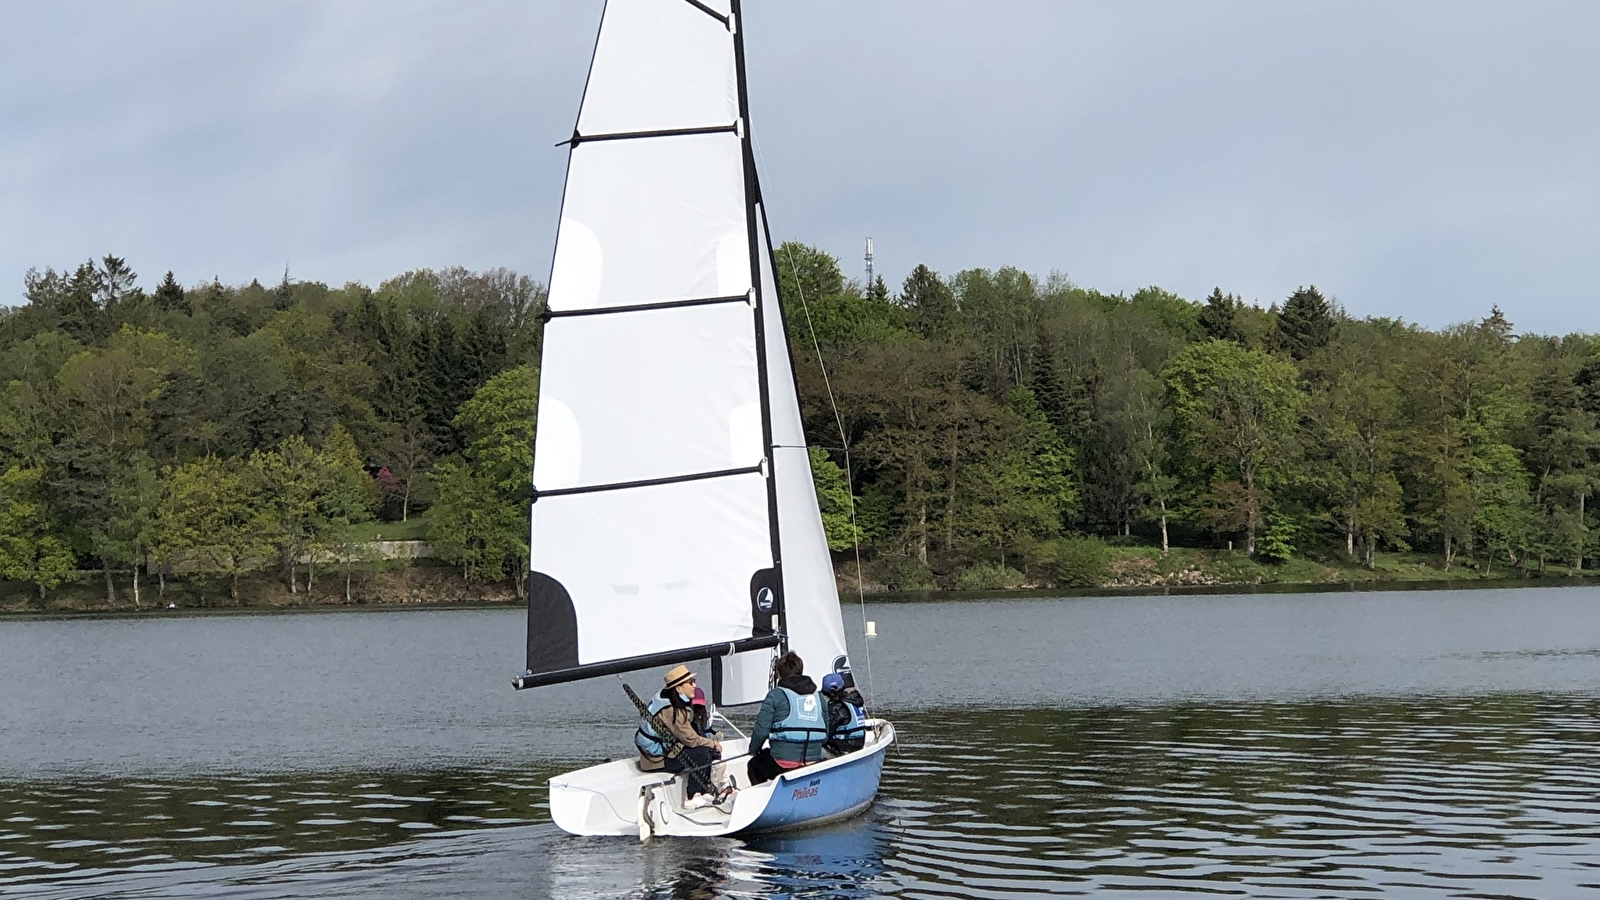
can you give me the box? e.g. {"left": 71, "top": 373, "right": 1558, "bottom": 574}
{"left": 821, "top": 673, "right": 867, "bottom": 756}
{"left": 691, "top": 686, "right": 718, "bottom": 739}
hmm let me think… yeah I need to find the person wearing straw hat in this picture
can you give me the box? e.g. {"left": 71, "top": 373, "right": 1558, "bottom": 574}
{"left": 634, "top": 664, "right": 731, "bottom": 808}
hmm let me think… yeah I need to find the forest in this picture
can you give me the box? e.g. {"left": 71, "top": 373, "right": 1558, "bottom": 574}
{"left": 0, "top": 245, "right": 1596, "bottom": 607}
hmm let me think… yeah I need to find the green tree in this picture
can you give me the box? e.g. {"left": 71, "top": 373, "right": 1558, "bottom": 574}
{"left": 1315, "top": 370, "right": 1409, "bottom": 567}
{"left": 1277, "top": 285, "right": 1335, "bottom": 361}
{"left": 840, "top": 341, "right": 968, "bottom": 565}
{"left": 1525, "top": 361, "right": 1600, "bottom": 571}
{"left": 429, "top": 366, "right": 539, "bottom": 591}
{"left": 899, "top": 264, "right": 958, "bottom": 342}
{"left": 0, "top": 465, "right": 74, "bottom": 600}
{"left": 0, "top": 380, "right": 57, "bottom": 468}
{"left": 152, "top": 271, "right": 188, "bottom": 314}
{"left": 809, "top": 446, "right": 859, "bottom": 551}
{"left": 1198, "top": 287, "right": 1242, "bottom": 343}
{"left": 0, "top": 332, "right": 83, "bottom": 387}
{"left": 1404, "top": 316, "right": 1526, "bottom": 570}
{"left": 951, "top": 266, "right": 1039, "bottom": 391}
{"left": 106, "top": 452, "right": 160, "bottom": 607}
{"left": 251, "top": 435, "right": 327, "bottom": 594}
{"left": 149, "top": 456, "right": 269, "bottom": 602}
{"left": 958, "top": 386, "right": 1077, "bottom": 568}
{"left": 1163, "top": 339, "right": 1304, "bottom": 555}
{"left": 772, "top": 244, "right": 908, "bottom": 352}
{"left": 774, "top": 241, "right": 846, "bottom": 308}
{"left": 315, "top": 424, "right": 378, "bottom": 599}
{"left": 1123, "top": 369, "right": 1177, "bottom": 553}
{"left": 54, "top": 328, "right": 190, "bottom": 602}
{"left": 375, "top": 417, "right": 437, "bottom": 521}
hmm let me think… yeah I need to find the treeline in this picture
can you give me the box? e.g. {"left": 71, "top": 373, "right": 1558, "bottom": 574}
{"left": 0, "top": 257, "right": 543, "bottom": 603}
{"left": 3, "top": 248, "right": 1597, "bottom": 604}
{"left": 777, "top": 242, "right": 1600, "bottom": 589}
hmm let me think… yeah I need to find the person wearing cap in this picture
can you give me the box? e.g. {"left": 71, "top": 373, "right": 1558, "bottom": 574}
{"left": 821, "top": 673, "right": 867, "bottom": 757}
{"left": 635, "top": 664, "right": 730, "bottom": 808}
{"left": 746, "top": 651, "right": 827, "bottom": 785}
{"left": 690, "top": 687, "right": 719, "bottom": 739}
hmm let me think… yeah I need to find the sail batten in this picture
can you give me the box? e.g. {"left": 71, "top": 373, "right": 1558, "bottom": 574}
{"left": 544, "top": 292, "right": 749, "bottom": 321}
{"left": 535, "top": 463, "right": 762, "bottom": 500}
{"left": 680, "top": 0, "right": 730, "bottom": 26}
{"left": 568, "top": 122, "right": 739, "bottom": 147}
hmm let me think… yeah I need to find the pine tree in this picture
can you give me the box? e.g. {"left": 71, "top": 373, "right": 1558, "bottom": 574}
{"left": 1028, "top": 332, "right": 1069, "bottom": 434}
{"left": 273, "top": 267, "right": 295, "bottom": 311}
{"left": 97, "top": 256, "right": 143, "bottom": 314}
{"left": 1577, "top": 358, "right": 1600, "bottom": 418}
{"left": 153, "top": 271, "right": 189, "bottom": 314}
{"left": 1277, "top": 285, "right": 1334, "bottom": 360}
{"left": 1198, "top": 287, "right": 1241, "bottom": 343}
{"left": 899, "top": 264, "right": 956, "bottom": 341}
{"left": 59, "top": 260, "right": 104, "bottom": 343}
{"left": 1481, "top": 305, "right": 1514, "bottom": 343}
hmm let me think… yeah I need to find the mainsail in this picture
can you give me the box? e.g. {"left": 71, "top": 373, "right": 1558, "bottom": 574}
{"left": 517, "top": 0, "right": 848, "bottom": 705}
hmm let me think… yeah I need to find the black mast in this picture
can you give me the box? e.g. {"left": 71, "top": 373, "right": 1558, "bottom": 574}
{"left": 730, "top": 0, "right": 787, "bottom": 654}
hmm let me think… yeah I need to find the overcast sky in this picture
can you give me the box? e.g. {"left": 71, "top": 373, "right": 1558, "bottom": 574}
{"left": 2, "top": 1, "right": 1595, "bottom": 334}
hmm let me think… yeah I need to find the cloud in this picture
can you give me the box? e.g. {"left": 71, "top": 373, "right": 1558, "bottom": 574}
{"left": 2, "top": 0, "right": 1595, "bottom": 334}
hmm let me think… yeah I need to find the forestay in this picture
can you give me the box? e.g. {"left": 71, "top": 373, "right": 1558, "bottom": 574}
{"left": 520, "top": 0, "right": 847, "bottom": 705}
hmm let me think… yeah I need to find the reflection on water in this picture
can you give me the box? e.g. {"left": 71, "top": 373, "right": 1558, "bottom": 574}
{"left": 0, "top": 768, "right": 543, "bottom": 884}
{"left": 8, "top": 589, "right": 1600, "bottom": 898}
{"left": 8, "top": 694, "right": 1600, "bottom": 898}
{"left": 882, "top": 698, "right": 1600, "bottom": 897}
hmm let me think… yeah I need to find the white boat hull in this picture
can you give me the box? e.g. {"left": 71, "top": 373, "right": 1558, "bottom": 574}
{"left": 548, "top": 719, "right": 896, "bottom": 838}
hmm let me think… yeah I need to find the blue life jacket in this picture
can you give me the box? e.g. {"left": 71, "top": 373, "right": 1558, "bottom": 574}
{"left": 833, "top": 701, "right": 867, "bottom": 747}
{"left": 770, "top": 687, "right": 827, "bottom": 762}
{"left": 635, "top": 696, "right": 672, "bottom": 758}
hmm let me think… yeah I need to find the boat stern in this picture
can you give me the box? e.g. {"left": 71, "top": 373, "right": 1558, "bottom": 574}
{"left": 741, "top": 720, "right": 895, "bottom": 834}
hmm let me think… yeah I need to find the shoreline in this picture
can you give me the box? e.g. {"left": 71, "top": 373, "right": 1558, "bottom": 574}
{"left": 6, "top": 570, "right": 1600, "bottom": 621}
{"left": 861, "top": 574, "right": 1600, "bottom": 604}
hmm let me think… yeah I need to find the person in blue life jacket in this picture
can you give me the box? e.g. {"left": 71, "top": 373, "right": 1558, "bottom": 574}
{"left": 635, "top": 665, "right": 733, "bottom": 809}
{"left": 746, "top": 651, "right": 827, "bottom": 785}
{"left": 820, "top": 672, "right": 867, "bottom": 757}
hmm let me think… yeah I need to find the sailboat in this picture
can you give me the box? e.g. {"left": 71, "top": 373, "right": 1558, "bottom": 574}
{"left": 512, "top": 0, "right": 896, "bottom": 838}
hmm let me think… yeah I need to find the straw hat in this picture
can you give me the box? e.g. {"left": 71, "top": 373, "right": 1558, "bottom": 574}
{"left": 663, "top": 664, "right": 696, "bottom": 689}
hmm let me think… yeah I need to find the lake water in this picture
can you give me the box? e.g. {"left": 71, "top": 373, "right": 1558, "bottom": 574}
{"left": 4, "top": 587, "right": 1600, "bottom": 898}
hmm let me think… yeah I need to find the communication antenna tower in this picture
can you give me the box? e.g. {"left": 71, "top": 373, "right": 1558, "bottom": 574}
{"left": 864, "top": 237, "right": 874, "bottom": 291}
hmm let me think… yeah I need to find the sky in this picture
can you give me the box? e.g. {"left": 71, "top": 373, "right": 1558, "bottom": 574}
{"left": 1, "top": 1, "right": 1595, "bottom": 334}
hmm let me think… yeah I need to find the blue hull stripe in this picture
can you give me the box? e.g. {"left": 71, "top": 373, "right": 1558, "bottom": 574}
{"left": 743, "top": 741, "right": 890, "bottom": 834}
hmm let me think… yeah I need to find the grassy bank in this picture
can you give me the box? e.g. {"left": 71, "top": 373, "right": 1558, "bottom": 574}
{"left": 0, "top": 559, "right": 516, "bottom": 615}
{"left": 11, "top": 542, "right": 1597, "bottom": 617}
{"left": 840, "top": 543, "right": 1600, "bottom": 597}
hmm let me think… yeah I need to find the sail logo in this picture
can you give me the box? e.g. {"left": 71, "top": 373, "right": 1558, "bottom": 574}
{"left": 791, "top": 778, "right": 822, "bottom": 801}
{"left": 756, "top": 587, "right": 774, "bottom": 612}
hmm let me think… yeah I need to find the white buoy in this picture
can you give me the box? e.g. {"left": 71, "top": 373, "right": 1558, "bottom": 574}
{"left": 865, "top": 621, "right": 877, "bottom": 638}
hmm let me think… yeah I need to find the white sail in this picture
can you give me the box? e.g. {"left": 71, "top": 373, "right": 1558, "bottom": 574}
{"left": 522, "top": 0, "right": 848, "bottom": 705}
{"left": 531, "top": 0, "right": 892, "bottom": 844}
{"left": 718, "top": 207, "right": 850, "bottom": 703}
{"left": 758, "top": 210, "right": 849, "bottom": 681}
